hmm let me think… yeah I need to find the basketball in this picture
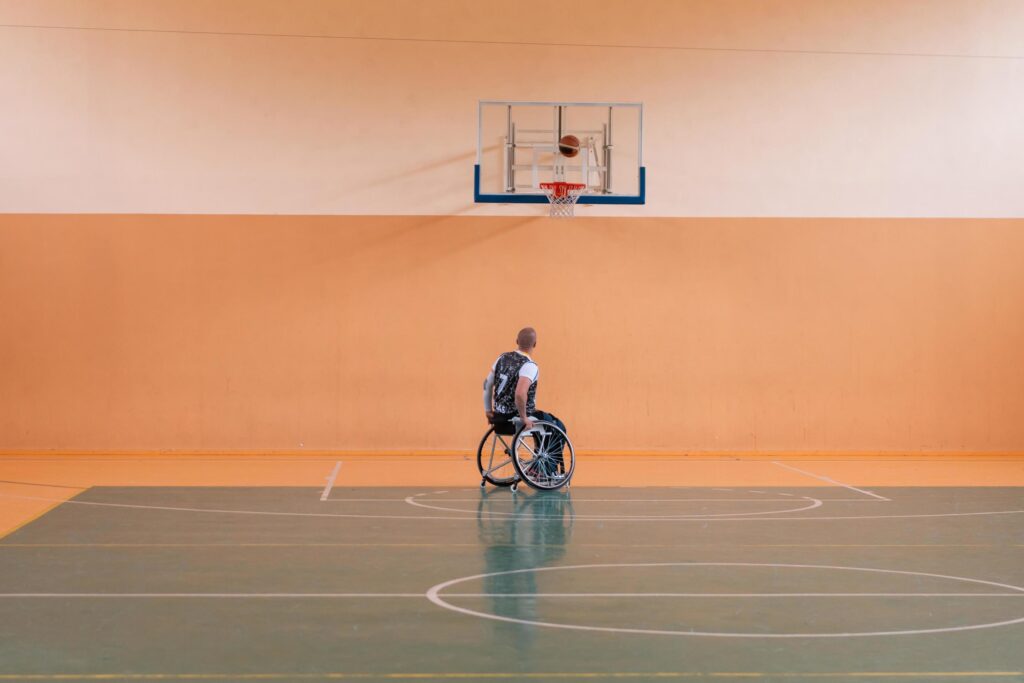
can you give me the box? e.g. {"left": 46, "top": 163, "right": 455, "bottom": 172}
{"left": 558, "top": 134, "right": 580, "bottom": 158}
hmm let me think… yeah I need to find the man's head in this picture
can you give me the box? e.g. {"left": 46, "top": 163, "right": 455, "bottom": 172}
{"left": 516, "top": 327, "right": 537, "bottom": 352}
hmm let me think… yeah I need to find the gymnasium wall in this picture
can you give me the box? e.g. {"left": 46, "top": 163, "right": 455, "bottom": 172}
{"left": 2, "top": 214, "right": 1022, "bottom": 453}
{"left": 1, "top": 0, "right": 1022, "bottom": 216}
{"left": 1, "top": 2, "right": 1022, "bottom": 453}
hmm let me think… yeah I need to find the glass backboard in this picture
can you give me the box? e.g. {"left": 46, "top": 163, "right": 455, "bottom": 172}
{"left": 475, "top": 101, "right": 645, "bottom": 205}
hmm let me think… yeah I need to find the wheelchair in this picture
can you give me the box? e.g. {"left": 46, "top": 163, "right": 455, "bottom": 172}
{"left": 477, "top": 415, "right": 575, "bottom": 492}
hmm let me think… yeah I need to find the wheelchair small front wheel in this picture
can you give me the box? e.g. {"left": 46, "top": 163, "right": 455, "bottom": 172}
{"left": 511, "top": 420, "right": 575, "bottom": 491}
{"left": 476, "top": 426, "right": 519, "bottom": 487}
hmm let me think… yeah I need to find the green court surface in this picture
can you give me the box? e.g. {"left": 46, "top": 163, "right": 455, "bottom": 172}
{"left": 2, "top": 486, "right": 1023, "bottom": 681}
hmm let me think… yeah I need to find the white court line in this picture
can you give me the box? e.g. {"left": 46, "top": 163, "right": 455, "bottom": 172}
{"left": 427, "top": 562, "right": 1024, "bottom": 639}
{"left": 319, "top": 460, "right": 342, "bottom": 501}
{"left": 444, "top": 592, "right": 1024, "bottom": 598}
{"left": 321, "top": 500, "right": 888, "bottom": 504}
{"left": 405, "top": 493, "right": 824, "bottom": 519}
{"left": 2, "top": 592, "right": 1021, "bottom": 599}
{"left": 0, "top": 593, "right": 425, "bottom": 598}
{"left": 3, "top": 491, "right": 1021, "bottom": 522}
{"left": 772, "top": 461, "right": 890, "bottom": 501}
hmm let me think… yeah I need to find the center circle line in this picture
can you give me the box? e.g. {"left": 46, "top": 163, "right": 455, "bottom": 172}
{"left": 426, "top": 562, "right": 1024, "bottom": 638}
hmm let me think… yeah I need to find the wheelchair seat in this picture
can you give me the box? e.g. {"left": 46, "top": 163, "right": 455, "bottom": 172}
{"left": 489, "top": 414, "right": 518, "bottom": 436}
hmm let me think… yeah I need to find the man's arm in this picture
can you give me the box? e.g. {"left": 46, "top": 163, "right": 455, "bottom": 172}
{"left": 514, "top": 377, "right": 534, "bottom": 429}
{"left": 482, "top": 371, "right": 495, "bottom": 422}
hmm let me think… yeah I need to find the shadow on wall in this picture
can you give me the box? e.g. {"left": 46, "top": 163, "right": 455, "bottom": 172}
{"left": 309, "top": 146, "right": 498, "bottom": 212}
{"left": 355, "top": 148, "right": 483, "bottom": 192}
{"left": 352, "top": 214, "right": 539, "bottom": 283}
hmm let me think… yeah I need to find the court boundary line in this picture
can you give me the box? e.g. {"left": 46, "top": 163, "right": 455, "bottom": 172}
{"left": 0, "top": 488, "right": 86, "bottom": 541}
{"left": 2, "top": 491, "right": 1023, "bottom": 522}
{"left": 0, "top": 479, "right": 84, "bottom": 490}
{"left": 0, "top": 671, "right": 1020, "bottom": 680}
{"left": 3, "top": 591, "right": 1023, "bottom": 599}
{"left": 322, "top": 497, "right": 884, "bottom": 503}
{"left": 772, "top": 461, "right": 890, "bottom": 500}
{"left": 319, "top": 461, "right": 342, "bottom": 501}
{"left": 4, "top": 543, "right": 1016, "bottom": 548}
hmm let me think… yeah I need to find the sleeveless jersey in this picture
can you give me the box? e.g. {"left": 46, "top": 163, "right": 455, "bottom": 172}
{"left": 492, "top": 351, "right": 538, "bottom": 415}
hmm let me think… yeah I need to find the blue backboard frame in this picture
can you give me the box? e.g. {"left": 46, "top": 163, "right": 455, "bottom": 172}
{"left": 474, "top": 165, "right": 646, "bottom": 204}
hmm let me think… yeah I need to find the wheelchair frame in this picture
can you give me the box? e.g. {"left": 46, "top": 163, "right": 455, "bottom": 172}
{"left": 477, "top": 417, "right": 575, "bottom": 492}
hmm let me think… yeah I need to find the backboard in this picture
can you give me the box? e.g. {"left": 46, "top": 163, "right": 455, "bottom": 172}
{"left": 475, "top": 101, "right": 645, "bottom": 205}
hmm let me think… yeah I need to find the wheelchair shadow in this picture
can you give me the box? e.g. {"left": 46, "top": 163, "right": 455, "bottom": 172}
{"left": 475, "top": 488, "right": 575, "bottom": 650}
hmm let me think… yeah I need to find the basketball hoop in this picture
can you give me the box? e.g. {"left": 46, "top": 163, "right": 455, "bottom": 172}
{"left": 539, "top": 182, "right": 586, "bottom": 218}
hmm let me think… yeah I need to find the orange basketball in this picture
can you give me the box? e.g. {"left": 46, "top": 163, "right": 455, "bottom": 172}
{"left": 558, "top": 135, "right": 580, "bottom": 158}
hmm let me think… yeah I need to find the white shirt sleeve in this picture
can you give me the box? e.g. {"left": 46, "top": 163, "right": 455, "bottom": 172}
{"left": 519, "top": 361, "right": 539, "bottom": 383}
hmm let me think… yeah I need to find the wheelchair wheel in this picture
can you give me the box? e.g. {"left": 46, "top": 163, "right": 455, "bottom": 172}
{"left": 510, "top": 420, "right": 575, "bottom": 491}
{"left": 476, "top": 426, "right": 519, "bottom": 487}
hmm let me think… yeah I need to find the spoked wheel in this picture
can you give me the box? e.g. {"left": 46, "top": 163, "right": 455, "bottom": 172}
{"left": 511, "top": 420, "right": 575, "bottom": 491}
{"left": 476, "top": 426, "right": 520, "bottom": 487}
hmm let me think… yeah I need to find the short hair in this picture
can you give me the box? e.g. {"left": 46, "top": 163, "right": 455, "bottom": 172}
{"left": 516, "top": 327, "right": 537, "bottom": 349}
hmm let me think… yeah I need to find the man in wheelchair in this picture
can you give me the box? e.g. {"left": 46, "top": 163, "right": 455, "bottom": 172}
{"left": 482, "top": 327, "right": 568, "bottom": 477}
{"left": 483, "top": 327, "right": 541, "bottom": 433}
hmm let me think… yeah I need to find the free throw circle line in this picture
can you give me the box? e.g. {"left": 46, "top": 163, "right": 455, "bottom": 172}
{"left": 405, "top": 493, "right": 825, "bottom": 519}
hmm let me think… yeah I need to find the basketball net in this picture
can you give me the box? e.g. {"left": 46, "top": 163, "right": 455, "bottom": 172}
{"left": 539, "top": 182, "right": 586, "bottom": 218}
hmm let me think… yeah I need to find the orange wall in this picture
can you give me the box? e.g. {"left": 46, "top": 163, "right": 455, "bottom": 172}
{"left": 1, "top": 1, "right": 1022, "bottom": 216}
{"left": 2, "top": 214, "right": 1022, "bottom": 453}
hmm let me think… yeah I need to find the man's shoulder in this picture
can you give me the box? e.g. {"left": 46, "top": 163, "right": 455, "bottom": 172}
{"left": 496, "top": 350, "right": 538, "bottom": 368}
{"left": 519, "top": 359, "right": 539, "bottom": 378}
